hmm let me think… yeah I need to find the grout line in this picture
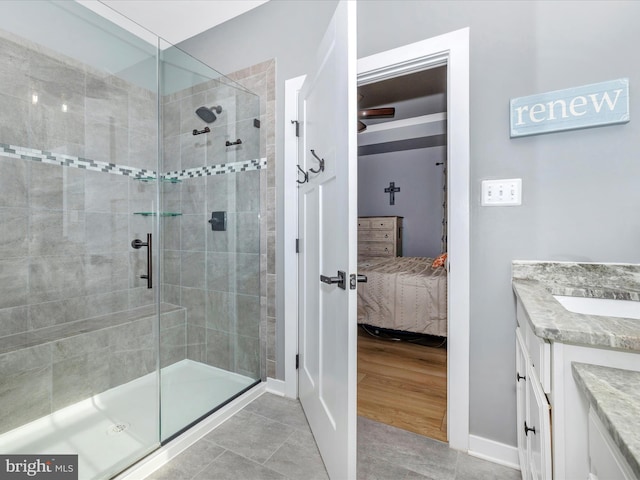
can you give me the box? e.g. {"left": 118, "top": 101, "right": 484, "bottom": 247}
{"left": 186, "top": 445, "right": 228, "bottom": 480}
{"left": 263, "top": 426, "right": 297, "bottom": 463}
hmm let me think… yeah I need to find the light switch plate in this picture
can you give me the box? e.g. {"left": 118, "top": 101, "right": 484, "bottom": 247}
{"left": 481, "top": 178, "right": 522, "bottom": 206}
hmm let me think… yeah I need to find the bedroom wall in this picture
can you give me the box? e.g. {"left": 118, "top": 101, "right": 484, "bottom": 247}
{"left": 178, "top": 0, "right": 640, "bottom": 449}
{"left": 358, "top": 147, "right": 446, "bottom": 258}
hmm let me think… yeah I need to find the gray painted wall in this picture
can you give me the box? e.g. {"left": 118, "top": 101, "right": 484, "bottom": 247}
{"left": 179, "top": 0, "right": 640, "bottom": 447}
{"left": 358, "top": 147, "right": 446, "bottom": 257}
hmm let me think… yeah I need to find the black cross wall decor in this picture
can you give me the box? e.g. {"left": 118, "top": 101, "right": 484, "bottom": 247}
{"left": 384, "top": 182, "right": 401, "bottom": 205}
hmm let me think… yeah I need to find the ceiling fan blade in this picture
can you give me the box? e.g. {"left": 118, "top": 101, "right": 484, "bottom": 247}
{"left": 358, "top": 107, "right": 395, "bottom": 119}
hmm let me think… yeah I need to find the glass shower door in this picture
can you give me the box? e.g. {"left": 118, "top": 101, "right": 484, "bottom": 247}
{"left": 0, "top": 1, "right": 265, "bottom": 477}
{"left": 0, "top": 2, "right": 161, "bottom": 478}
{"left": 158, "top": 42, "right": 263, "bottom": 442}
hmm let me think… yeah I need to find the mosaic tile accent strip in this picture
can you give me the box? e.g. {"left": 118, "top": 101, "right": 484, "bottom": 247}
{"left": 0, "top": 143, "right": 266, "bottom": 179}
{"left": 164, "top": 157, "right": 267, "bottom": 180}
{"left": 0, "top": 143, "right": 154, "bottom": 179}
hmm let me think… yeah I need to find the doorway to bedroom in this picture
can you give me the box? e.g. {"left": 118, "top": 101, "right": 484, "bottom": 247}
{"left": 356, "top": 66, "right": 449, "bottom": 442}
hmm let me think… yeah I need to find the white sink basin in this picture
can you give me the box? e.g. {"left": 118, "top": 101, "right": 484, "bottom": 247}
{"left": 553, "top": 295, "right": 640, "bottom": 320}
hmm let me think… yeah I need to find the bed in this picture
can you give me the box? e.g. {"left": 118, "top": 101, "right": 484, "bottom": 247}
{"left": 357, "top": 256, "right": 447, "bottom": 337}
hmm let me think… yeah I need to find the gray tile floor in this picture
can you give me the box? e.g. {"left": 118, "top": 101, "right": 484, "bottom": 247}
{"left": 147, "top": 393, "right": 520, "bottom": 480}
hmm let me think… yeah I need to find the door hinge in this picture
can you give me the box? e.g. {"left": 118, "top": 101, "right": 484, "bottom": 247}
{"left": 291, "top": 120, "right": 300, "bottom": 137}
{"left": 295, "top": 354, "right": 299, "bottom": 369}
{"left": 295, "top": 238, "right": 299, "bottom": 253}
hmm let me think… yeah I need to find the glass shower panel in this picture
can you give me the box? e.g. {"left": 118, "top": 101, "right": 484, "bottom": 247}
{"left": 159, "top": 42, "right": 262, "bottom": 441}
{"left": 0, "top": 2, "right": 161, "bottom": 478}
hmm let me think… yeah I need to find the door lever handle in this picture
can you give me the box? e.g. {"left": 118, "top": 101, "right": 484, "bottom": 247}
{"left": 320, "top": 270, "right": 346, "bottom": 290}
{"left": 349, "top": 274, "right": 368, "bottom": 290}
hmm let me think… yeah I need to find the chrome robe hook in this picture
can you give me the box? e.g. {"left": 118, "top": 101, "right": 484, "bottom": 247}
{"left": 309, "top": 149, "right": 325, "bottom": 173}
{"left": 297, "top": 164, "right": 309, "bottom": 184}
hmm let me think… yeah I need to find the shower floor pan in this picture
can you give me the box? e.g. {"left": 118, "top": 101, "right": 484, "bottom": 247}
{"left": 0, "top": 359, "right": 255, "bottom": 480}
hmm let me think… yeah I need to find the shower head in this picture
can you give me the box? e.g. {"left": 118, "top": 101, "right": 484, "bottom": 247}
{"left": 195, "top": 105, "right": 222, "bottom": 123}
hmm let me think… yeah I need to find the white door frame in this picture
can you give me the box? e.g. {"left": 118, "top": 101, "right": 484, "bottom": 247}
{"left": 282, "top": 74, "right": 306, "bottom": 399}
{"left": 283, "top": 27, "right": 470, "bottom": 452}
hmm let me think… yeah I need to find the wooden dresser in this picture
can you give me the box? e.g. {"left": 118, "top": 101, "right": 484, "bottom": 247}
{"left": 358, "top": 216, "right": 403, "bottom": 257}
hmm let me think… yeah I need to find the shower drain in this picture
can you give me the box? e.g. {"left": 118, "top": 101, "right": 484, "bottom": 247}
{"left": 107, "top": 423, "right": 130, "bottom": 436}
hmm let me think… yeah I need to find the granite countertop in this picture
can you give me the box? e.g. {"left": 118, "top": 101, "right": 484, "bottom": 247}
{"left": 572, "top": 362, "right": 640, "bottom": 479}
{"left": 512, "top": 261, "right": 640, "bottom": 352}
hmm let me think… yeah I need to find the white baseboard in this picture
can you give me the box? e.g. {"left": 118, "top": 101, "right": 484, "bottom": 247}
{"left": 468, "top": 434, "right": 520, "bottom": 470}
{"left": 266, "top": 378, "right": 287, "bottom": 396}
{"left": 115, "top": 383, "right": 266, "bottom": 480}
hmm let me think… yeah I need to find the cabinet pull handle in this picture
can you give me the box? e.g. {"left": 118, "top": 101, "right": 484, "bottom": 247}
{"left": 516, "top": 372, "right": 526, "bottom": 382}
{"left": 524, "top": 422, "right": 536, "bottom": 436}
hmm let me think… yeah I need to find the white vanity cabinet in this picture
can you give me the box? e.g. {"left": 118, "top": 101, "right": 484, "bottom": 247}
{"left": 512, "top": 262, "right": 640, "bottom": 480}
{"left": 588, "top": 408, "right": 636, "bottom": 480}
{"left": 515, "top": 294, "right": 640, "bottom": 480}
{"left": 515, "top": 325, "right": 552, "bottom": 480}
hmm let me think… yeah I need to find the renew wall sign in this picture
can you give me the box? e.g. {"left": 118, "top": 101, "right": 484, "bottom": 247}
{"left": 510, "top": 78, "right": 629, "bottom": 138}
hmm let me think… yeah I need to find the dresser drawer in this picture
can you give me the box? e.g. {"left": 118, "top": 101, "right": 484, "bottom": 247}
{"left": 358, "top": 242, "right": 395, "bottom": 256}
{"left": 358, "top": 218, "right": 373, "bottom": 229}
{"left": 358, "top": 229, "right": 394, "bottom": 242}
{"left": 358, "top": 216, "right": 402, "bottom": 257}
{"left": 368, "top": 218, "right": 397, "bottom": 230}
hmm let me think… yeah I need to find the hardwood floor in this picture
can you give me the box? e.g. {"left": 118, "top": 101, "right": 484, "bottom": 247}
{"left": 357, "top": 328, "right": 448, "bottom": 442}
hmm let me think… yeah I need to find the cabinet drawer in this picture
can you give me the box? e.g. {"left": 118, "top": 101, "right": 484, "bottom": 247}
{"left": 358, "top": 229, "right": 394, "bottom": 242}
{"left": 358, "top": 242, "right": 395, "bottom": 256}
{"left": 526, "top": 327, "right": 551, "bottom": 394}
{"left": 517, "top": 301, "right": 551, "bottom": 393}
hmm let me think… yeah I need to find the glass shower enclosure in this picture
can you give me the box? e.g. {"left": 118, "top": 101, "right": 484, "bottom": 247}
{"left": 0, "top": 2, "right": 262, "bottom": 478}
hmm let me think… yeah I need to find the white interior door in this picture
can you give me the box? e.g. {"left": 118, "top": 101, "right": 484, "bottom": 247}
{"left": 297, "top": 1, "right": 358, "bottom": 479}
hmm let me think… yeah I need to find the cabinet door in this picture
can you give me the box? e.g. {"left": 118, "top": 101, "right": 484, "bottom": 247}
{"left": 588, "top": 408, "right": 635, "bottom": 480}
{"left": 526, "top": 364, "right": 552, "bottom": 480}
{"left": 515, "top": 328, "right": 530, "bottom": 480}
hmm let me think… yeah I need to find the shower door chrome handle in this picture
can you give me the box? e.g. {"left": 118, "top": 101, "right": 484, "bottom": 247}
{"left": 131, "top": 233, "right": 152, "bottom": 289}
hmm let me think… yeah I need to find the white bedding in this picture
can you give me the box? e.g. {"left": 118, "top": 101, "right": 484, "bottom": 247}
{"left": 357, "top": 256, "right": 447, "bottom": 337}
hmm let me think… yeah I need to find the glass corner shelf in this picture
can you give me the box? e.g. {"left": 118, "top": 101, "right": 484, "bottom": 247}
{"left": 133, "top": 176, "right": 182, "bottom": 183}
{"left": 133, "top": 212, "right": 182, "bottom": 217}
{"left": 162, "top": 177, "right": 181, "bottom": 184}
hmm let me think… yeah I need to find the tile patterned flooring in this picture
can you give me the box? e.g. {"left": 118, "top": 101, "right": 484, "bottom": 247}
{"left": 147, "top": 393, "right": 521, "bottom": 480}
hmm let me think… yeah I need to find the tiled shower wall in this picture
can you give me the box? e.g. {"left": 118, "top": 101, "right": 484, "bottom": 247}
{"left": 0, "top": 26, "right": 273, "bottom": 439}
{"left": 0, "top": 29, "right": 185, "bottom": 434}
{"left": 161, "top": 59, "right": 275, "bottom": 380}
{"left": 226, "top": 61, "right": 277, "bottom": 379}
